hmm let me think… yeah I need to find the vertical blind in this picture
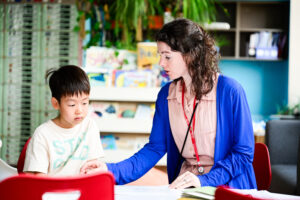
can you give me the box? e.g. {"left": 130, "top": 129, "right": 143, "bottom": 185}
{"left": 0, "top": 1, "right": 80, "bottom": 165}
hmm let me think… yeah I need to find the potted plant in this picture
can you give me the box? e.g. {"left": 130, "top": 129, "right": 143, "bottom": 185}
{"left": 75, "top": 0, "right": 225, "bottom": 50}
{"left": 277, "top": 102, "right": 300, "bottom": 119}
{"left": 111, "top": 0, "right": 162, "bottom": 49}
{"left": 174, "top": 0, "right": 219, "bottom": 25}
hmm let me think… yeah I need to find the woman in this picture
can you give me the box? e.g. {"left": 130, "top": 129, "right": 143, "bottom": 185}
{"left": 81, "top": 18, "right": 257, "bottom": 189}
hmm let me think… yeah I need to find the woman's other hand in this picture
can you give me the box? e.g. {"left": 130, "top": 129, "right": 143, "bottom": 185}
{"left": 169, "top": 171, "right": 201, "bottom": 189}
{"left": 80, "top": 159, "right": 108, "bottom": 175}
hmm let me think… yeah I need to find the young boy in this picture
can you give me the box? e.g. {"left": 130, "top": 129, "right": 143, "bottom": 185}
{"left": 24, "top": 65, "right": 104, "bottom": 176}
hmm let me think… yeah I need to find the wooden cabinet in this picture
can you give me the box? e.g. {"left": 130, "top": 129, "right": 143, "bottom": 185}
{"left": 213, "top": 1, "right": 289, "bottom": 60}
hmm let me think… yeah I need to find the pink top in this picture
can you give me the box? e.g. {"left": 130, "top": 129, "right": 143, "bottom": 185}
{"left": 167, "top": 75, "right": 218, "bottom": 176}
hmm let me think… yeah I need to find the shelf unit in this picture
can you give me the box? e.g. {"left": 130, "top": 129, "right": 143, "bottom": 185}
{"left": 90, "top": 86, "right": 166, "bottom": 165}
{"left": 90, "top": 86, "right": 160, "bottom": 102}
{"left": 90, "top": 86, "right": 159, "bottom": 134}
{"left": 95, "top": 118, "right": 153, "bottom": 134}
{"left": 213, "top": 1, "right": 289, "bottom": 61}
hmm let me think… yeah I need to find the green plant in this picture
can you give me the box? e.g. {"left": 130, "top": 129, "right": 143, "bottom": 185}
{"left": 214, "top": 34, "right": 230, "bottom": 48}
{"left": 74, "top": 0, "right": 108, "bottom": 49}
{"left": 171, "top": 0, "right": 227, "bottom": 25}
{"left": 277, "top": 102, "right": 300, "bottom": 117}
{"left": 74, "top": 0, "right": 226, "bottom": 50}
{"left": 111, "top": 0, "right": 162, "bottom": 50}
{"left": 179, "top": 0, "right": 216, "bottom": 24}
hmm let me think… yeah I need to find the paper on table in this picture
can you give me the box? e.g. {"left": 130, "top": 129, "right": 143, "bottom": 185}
{"left": 115, "top": 185, "right": 182, "bottom": 200}
{"left": 0, "top": 159, "right": 18, "bottom": 182}
{"left": 232, "top": 189, "right": 300, "bottom": 200}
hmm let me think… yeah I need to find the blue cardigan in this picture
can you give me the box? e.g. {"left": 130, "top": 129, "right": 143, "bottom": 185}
{"left": 107, "top": 75, "right": 257, "bottom": 189}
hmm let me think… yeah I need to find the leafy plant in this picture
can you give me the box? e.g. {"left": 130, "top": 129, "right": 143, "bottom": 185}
{"left": 111, "top": 0, "right": 162, "bottom": 49}
{"left": 74, "top": 0, "right": 226, "bottom": 50}
{"left": 74, "top": 0, "right": 104, "bottom": 49}
{"left": 277, "top": 102, "right": 300, "bottom": 117}
{"left": 171, "top": 0, "right": 227, "bottom": 25}
{"left": 214, "top": 34, "right": 230, "bottom": 48}
{"left": 183, "top": 0, "right": 216, "bottom": 24}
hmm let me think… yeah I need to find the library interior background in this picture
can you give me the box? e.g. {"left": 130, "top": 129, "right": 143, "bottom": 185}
{"left": 0, "top": 0, "right": 300, "bottom": 193}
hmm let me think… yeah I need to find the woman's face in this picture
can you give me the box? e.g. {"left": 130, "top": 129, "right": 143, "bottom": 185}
{"left": 157, "top": 41, "right": 189, "bottom": 80}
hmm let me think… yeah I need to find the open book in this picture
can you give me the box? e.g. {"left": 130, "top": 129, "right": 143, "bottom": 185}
{"left": 0, "top": 159, "right": 17, "bottom": 182}
{"left": 180, "top": 186, "right": 216, "bottom": 200}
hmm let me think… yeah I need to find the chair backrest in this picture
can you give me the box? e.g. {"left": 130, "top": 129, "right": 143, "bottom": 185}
{"left": 0, "top": 172, "right": 115, "bottom": 200}
{"left": 215, "top": 187, "right": 264, "bottom": 200}
{"left": 17, "top": 137, "right": 31, "bottom": 173}
{"left": 253, "top": 143, "right": 272, "bottom": 190}
{"left": 266, "top": 120, "right": 300, "bottom": 165}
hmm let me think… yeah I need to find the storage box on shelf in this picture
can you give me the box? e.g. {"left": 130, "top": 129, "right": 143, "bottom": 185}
{"left": 212, "top": 1, "right": 289, "bottom": 61}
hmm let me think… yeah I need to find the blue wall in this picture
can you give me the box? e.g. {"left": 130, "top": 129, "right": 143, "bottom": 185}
{"left": 219, "top": 60, "right": 288, "bottom": 120}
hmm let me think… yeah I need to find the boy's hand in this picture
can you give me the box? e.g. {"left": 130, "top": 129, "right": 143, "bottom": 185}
{"left": 80, "top": 159, "right": 108, "bottom": 175}
{"left": 169, "top": 171, "right": 201, "bottom": 189}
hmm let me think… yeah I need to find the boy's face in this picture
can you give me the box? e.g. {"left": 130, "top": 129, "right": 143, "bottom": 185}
{"left": 52, "top": 93, "right": 89, "bottom": 128}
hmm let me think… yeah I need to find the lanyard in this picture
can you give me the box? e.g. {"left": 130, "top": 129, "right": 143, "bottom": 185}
{"left": 181, "top": 82, "right": 204, "bottom": 174}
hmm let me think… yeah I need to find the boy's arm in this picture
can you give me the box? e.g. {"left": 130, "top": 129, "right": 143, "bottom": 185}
{"left": 80, "top": 159, "right": 108, "bottom": 174}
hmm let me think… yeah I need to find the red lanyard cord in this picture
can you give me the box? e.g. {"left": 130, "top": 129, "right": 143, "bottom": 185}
{"left": 181, "top": 82, "right": 202, "bottom": 169}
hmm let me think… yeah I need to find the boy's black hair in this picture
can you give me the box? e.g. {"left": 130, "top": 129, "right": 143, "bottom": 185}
{"left": 46, "top": 65, "right": 90, "bottom": 102}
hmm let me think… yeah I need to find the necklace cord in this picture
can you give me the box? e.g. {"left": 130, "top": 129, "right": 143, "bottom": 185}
{"left": 180, "top": 102, "right": 199, "bottom": 155}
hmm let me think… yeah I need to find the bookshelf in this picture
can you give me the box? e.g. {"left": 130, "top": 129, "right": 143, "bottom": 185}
{"left": 213, "top": 1, "right": 289, "bottom": 61}
{"left": 90, "top": 86, "right": 160, "bottom": 102}
{"left": 89, "top": 86, "right": 166, "bottom": 166}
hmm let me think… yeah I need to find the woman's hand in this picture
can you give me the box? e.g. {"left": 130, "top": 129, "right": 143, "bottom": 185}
{"left": 80, "top": 159, "right": 108, "bottom": 175}
{"left": 169, "top": 171, "right": 201, "bottom": 189}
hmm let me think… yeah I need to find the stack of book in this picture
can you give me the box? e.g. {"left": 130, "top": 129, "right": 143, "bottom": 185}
{"left": 248, "top": 31, "right": 287, "bottom": 59}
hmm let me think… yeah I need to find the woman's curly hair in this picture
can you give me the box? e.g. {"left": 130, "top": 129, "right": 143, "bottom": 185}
{"left": 156, "top": 18, "right": 220, "bottom": 100}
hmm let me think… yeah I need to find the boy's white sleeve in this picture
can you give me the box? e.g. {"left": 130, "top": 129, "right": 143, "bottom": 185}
{"left": 23, "top": 128, "right": 49, "bottom": 174}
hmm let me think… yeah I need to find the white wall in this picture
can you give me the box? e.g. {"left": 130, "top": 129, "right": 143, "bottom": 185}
{"left": 289, "top": 0, "right": 300, "bottom": 105}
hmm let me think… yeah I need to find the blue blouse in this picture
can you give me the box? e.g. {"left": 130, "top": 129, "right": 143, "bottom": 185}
{"left": 107, "top": 75, "right": 257, "bottom": 189}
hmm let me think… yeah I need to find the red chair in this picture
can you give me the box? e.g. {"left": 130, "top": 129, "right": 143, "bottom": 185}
{"left": 215, "top": 187, "right": 266, "bottom": 200}
{"left": 253, "top": 143, "right": 272, "bottom": 190}
{"left": 0, "top": 172, "right": 115, "bottom": 200}
{"left": 17, "top": 137, "right": 31, "bottom": 173}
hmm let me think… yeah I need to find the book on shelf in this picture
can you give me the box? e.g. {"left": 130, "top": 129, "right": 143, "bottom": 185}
{"left": 114, "top": 69, "right": 153, "bottom": 88}
{"left": 90, "top": 102, "right": 154, "bottom": 120}
{"left": 248, "top": 31, "right": 287, "bottom": 59}
{"left": 90, "top": 102, "right": 118, "bottom": 118}
{"left": 137, "top": 42, "right": 160, "bottom": 69}
{"left": 101, "top": 134, "right": 117, "bottom": 150}
{"left": 118, "top": 103, "right": 137, "bottom": 118}
{"left": 85, "top": 46, "right": 137, "bottom": 70}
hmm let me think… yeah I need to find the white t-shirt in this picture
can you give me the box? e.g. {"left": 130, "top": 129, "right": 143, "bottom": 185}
{"left": 24, "top": 117, "right": 104, "bottom": 176}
